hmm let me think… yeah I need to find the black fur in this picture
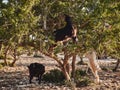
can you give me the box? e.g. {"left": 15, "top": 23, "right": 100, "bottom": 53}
{"left": 54, "top": 14, "right": 75, "bottom": 42}
{"left": 49, "top": 14, "right": 77, "bottom": 52}
{"left": 27, "top": 63, "right": 45, "bottom": 84}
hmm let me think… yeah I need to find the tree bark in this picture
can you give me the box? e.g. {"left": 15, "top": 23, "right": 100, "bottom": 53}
{"left": 71, "top": 54, "right": 76, "bottom": 78}
{"left": 62, "top": 52, "right": 71, "bottom": 80}
{"left": 4, "top": 51, "right": 8, "bottom": 66}
{"left": 0, "top": 42, "right": 2, "bottom": 53}
{"left": 62, "top": 65, "right": 71, "bottom": 81}
{"left": 3, "top": 46, "right": 10, "bottom": 66}
{"left": 11, "top": 46, "right": 17, "bottom": 67}
{"left": 66, "top": 63, "right": 70, "bottom": 75}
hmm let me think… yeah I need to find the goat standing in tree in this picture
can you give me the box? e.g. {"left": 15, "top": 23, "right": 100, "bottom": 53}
{"left": 54, "top": 14, "right": 77, "bottom": 44}
{"left": 49, "top": 14, "right": 77, "bottom": 52}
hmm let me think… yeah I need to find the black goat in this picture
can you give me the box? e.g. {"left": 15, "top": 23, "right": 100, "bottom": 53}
{"left": 27, "top": 63, "right": 45, "bottom": 84}
{"left": 53, "top": 14, "right": 77, "bottom": 44}
{"left": 49, "top": 14, "right": 77, "bottom": 53}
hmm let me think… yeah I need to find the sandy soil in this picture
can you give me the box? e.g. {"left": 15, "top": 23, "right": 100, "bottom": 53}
{"left": 0, "top": 54, "right": 120, "bottom": 90}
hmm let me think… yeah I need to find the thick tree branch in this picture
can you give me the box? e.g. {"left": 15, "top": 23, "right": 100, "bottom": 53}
{"left": 40, "top": 50, "right": 63, "bottom": 67}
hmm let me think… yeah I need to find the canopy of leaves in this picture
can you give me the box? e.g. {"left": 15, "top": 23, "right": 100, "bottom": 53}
{"left": 0, "top": 0, "right": 119, "bottom": 59}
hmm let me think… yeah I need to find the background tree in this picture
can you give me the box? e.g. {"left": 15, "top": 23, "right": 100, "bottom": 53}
{"left": 0, "top": 0, "right": 39, "bottom": 66}
{"left": 0, "top": 0, "right": 119, "bottom": 83}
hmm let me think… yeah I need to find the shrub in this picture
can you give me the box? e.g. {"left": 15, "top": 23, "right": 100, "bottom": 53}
{"left": 74, "top": 69, "right": 92, "bottom": 87}
{"left": 0, "top": 54, "right": 12, "bottom": 60}
{"left": 0, "top": 64, "right": 3, "bottom": 69}
{"left": 0, "top": 61, "right": 11, "bottom": 67}
{"left": 43, "top": 69, "right": 65, "bottom": 83}
{"left": 101, "top": 67, "right": 109, "bottom": 71}
{"left": 0, "top": 54, "right": 4, "bottom": 59}
{"left": 75, "top": 69, "right": 87, "bottom": 76}
{"left": 75, "top": 77, "right": 92, "bottom": 87}
{"left": 0, "top": 62, "right": 6, "bottom": 66}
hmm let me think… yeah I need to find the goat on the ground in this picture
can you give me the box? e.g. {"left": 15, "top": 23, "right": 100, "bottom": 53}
{"left": 27, "top": 63, "right": 45, "bottom": 84}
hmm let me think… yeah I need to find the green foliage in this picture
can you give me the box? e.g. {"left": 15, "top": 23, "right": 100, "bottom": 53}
{"left": 75, "top": 69, "right": 87, "bottom": 76}
{"left": 54, "top": 45, "right": 63, "bottom": 55}
{"left": 43, "top": 69, "right": 65, "bottom": 83}
{"left": 43, "top": 69, "right": 92, "bottom": 86}
{"left": 0, "top": 64, "right": 3, "bottom": 69}
{"left": 0, "top": 54, "right": 12, "bottom": 60}
{"left": 74, "top": 69, "right": 92, "bottom": 87}
{"left": 0, "top": 61, "right": 11, "bottom": 67}
{"left": 16, "top": 47, "right": 25, "bottom": 55}
{"left": 0, "top": 54, "right": 4, "bottom": 59}
{"left": 0, "top": 0, "right": 39, "bottom": 45}
{"left": 0, "top": 0, "right": 40, "bottom": 65}
{"left": 76, "top": 77, "right": 92, "bottom": 87}
{"left": 0, "top": 0, "right": 120, "bottom": 70}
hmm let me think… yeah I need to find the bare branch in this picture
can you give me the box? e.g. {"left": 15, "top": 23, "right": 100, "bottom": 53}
{"left": 40, "top": 50, "right": 63, "bottom": 67}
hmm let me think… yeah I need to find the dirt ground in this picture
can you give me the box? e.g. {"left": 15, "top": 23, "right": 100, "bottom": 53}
{"left": 0, "top": 54, "right": 120, "bottom": 90}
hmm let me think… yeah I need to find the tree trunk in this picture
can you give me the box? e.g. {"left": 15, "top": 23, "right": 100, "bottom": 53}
{"left": 62, "top": 54, "right": 71, "bottom": 81}
{"left": 4, "top": 51, "right": 8, "bottom": 66}
{"left": 11, "top": 46, "right": 17, "bottom": 67}
{"left": 71, "top": 54, "right": 76, "bottom": 78}
{"left": 62, "top": 47, "right": 71, "bottom": 81}
{"left": 3, "top": 46, "right": 10, "bottom": 66}
{"left": 113, "top": 59, "right": 120, "bottom": 72}
{"left": 66, "top": 63, "right": 70, "bottom": 75}
{"left": 0, "top": 42, "right": 2, "bottom": 53}
{"left": 62, "top": 65, "right": 71, "bottom": 81}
